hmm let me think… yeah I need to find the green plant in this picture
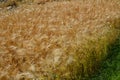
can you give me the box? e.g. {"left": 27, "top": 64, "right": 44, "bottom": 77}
{"left": 90, "top": 36, "right": 120, "bottom": 80}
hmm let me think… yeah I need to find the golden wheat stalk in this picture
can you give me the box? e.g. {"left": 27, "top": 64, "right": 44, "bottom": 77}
{"left": 0, "top": 0, "right": 120, "bottom": 79}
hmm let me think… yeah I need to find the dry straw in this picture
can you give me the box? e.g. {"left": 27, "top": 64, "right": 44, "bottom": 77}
{"left": 0, "top": 0, "right": 120, "bottom": 80}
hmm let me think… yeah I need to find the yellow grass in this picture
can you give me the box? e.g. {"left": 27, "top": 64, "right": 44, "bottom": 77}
{"left": 0, "top": 0, "right": 120, "bottom": 79}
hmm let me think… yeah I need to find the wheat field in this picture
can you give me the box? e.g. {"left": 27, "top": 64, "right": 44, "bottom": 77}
{"left": 0, "top": 0, "right": 120, "bottom": 80}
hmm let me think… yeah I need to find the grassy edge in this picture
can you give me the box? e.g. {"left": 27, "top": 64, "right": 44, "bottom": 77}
{"left": 66, "top": 21, "right": 120, "bottom": 80}
{"left": 89, "top": 35, "right": 120, "bottom": 80}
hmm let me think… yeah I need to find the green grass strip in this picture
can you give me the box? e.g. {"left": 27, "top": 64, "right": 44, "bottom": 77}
{"left": 90, "top": 37, "right": 120, "bottom": 80}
